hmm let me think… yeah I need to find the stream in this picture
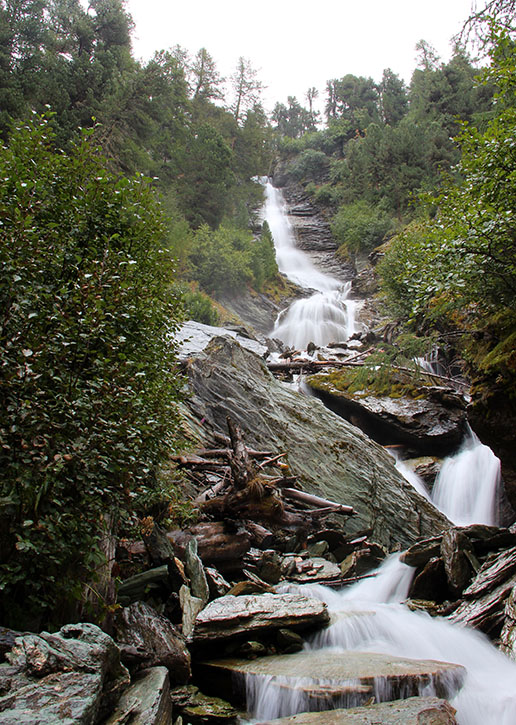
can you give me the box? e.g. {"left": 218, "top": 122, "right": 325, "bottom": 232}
{"left": 251, "top": 181, "right": 516, "bottom": 724}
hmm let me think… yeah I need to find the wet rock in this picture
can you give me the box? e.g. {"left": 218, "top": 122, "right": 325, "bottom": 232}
{"left": 244, "top": 549, "right": 283, "bottom": 585}
{"left": 176, "top": 321, "right": 267, "bottom": 362}
{"left": 170, "top": 685, "right": 239, "bottom": 725}
{"left": 191, "top": 593, "right": 329, "bottom": 645}
{"left": 226, "top": 581, "right": 275, "bottom": 596}
{"left": 499, "top": 587, "right": 516, "bottom": 659}
{"left": 448, "top": 547, "right": 516, "bottom": 635}
{"left": 196, "top": 650, "right": 465, "bottom": 711}
{"left": 306, "top": 374, "right": 467, "bottom": 457}
{"left": 255, "top": 696, "right": 458, "bottom": 724}
{"left": 339, "top": 542, "right": 386, "bottom": 578}
{"left": 0, "top": 629, "right": 23, "bottom": 663}
{"left": 276, "top": 629, "right": 304, "bottom": 654}
{"left": 185, "top": 539, "right": 210, "bottom": 606}
{"left": 1, "top": 623, "right": 129, "bottom": 724}
{"left": 180, "top": 585, "right": 205, "bottom": 641}
{"left": 168, "top": 522, "right": 251, "bottom": 574}
{"left": 117, "top": 565, "right": 171, "bottom": 607}
{"left": 114, "top": 602, "right": 191, "bottom": 685}
{"left": 441, "top": 529, "right": 474, "bottom": 597}
{"left": 185, "top": 336, "right": 450, "bottom": 549}
{"left": 104, "top": 666, "right": 172, "bottom": 725}
{"left": 409, "top": 558, "right": 449, "bottom": 603}
{"left": 283, "top": 555, "right": 342, "bottom": 583}
{"left": 205, "top": 568, "right": 231, "bottom": 599}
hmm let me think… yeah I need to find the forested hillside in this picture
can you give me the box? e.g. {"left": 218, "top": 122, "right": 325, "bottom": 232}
{"left": 1, "top": 0, "right": 515, "bottom": 631}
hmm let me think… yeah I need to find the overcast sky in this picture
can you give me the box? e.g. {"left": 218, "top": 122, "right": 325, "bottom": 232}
{"left": 125, "top": 0, "right": 476, "bottom": 113}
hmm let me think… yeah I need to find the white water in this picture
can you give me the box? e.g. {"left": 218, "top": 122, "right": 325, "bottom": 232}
{"left": 432, "top": 429, "right": 502, "bottom": 527}
{"left": 263, "top": 182, "right": 357, "bottom": 349}
{"left": 248, "top": 557, "right": 516, "bottom": 724}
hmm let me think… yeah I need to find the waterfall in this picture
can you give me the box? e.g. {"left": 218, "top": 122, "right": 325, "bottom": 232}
{"left": 262, "top": 182, "right": 356, "bottom": 349}
{"left": 248, "top": 557, "right": 516, "bottom": 724}
{"left": 431, "top": 429, "right": 502, "bottom": 526}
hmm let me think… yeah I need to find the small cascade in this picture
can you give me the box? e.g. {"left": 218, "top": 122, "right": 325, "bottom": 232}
{"left": 431, "top": 429, "right": 502, "bottom": 526}
{"left": 246, "top": 556, "right": 516, "bottom": 724}
{"left": 387, "top": 449, "right": 431, "bottom": 501}
{"left": 262, "top": 181, "right": 356, "bottom": 348}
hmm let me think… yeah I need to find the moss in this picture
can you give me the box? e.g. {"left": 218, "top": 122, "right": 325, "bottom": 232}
{"left": 307, "top": 366, "right": 431, "bottom": 400}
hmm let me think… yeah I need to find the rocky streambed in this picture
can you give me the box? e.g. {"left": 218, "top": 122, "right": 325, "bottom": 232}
{"left": 2, "top": 327, "right": 516, "bottom": 724}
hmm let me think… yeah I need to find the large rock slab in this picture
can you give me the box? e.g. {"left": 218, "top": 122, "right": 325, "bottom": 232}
{"left": 192, "top": 593, "right": 329, "bottom": 644}
{"left": 185, "top": 336, "right": 450, "bottom": 549}
{"left": 255, "top": 696, "right": 458, "bottom": 724}
{"left": 104, "top": 667, "right": 172, "bottom": 725}
{"left": 306, "top": 372, "right": 467, "bottom": 456}
{"left": 196, "top": 650, "right": 465, "bottom": 714}
{"left": 176, "top": 321, "right": 267, "bottom": 361}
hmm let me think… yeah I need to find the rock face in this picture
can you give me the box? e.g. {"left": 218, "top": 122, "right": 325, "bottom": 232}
{"left": 114, "top": 601, "right": 191, "bottom": 684}
{"left": 255, "top": 696, "right": 458, "bottom": 724}
{"left": 0, "top": 623, "right": 129, "bottom": 724}
{"left": 279, "top": 184, "right": 355, "bottom": 281}
{"left": 192, "top": 593, "right": 329, "bottom": 644}
{"left": 196, "top": 650, "right": 465, "bottom": 713}
{"left": 306, "top": 374, "right": 467, "bottom": 456}
{"left": 185, "top": 336, "right": 450, "bottom": 549}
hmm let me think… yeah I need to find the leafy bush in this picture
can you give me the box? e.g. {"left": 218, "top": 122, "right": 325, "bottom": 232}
{"left": 288, "top": 149, "right": 329, "bottom": 182}
{"left": 0, "top": 116, "right": 184, "bottom": 627}
{"left": 332, "top": 200, "right": 395, "bottom": 254}
{"left": 187, "top": 222, "right": 278, "bottom": 296}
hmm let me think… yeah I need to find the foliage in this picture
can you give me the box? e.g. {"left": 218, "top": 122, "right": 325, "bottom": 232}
{"left": 332, "top": 200, "right": 395, "bottom": 255}
{"left": 288, "top": 149, "right": 329, "bottom": 182}
{"left": 0, "top": 116, "right": 184, "bottom": 627}
{"left": 174, "top": 282, "right": 221, "bottom": 326}
{"left": 380, "top": 32, "right": 516, "bottom": 324}
{"left": 187, "top": 222, "right": 278, "bottom": 296}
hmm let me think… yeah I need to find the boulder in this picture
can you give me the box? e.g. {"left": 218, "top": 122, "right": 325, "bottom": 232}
{"left": 306, "top": 371, "right": 467, "bottom": 456}
{"left": 191, "top": 593, "right": 329, "bottom": 645}
{"left": 441, "top": 529, "right": 474, "bottom": 596}
{"left": 114, "top": 602, "right": 191, "bottom": 684}
{"left": 254, "top": 696, "right": 458, "bottom": 724}
{"left": 104, "top": 667, "right": 172, "bottom": 725}
{"left": 1, "top": 623, "right": 129, "bottom": 724}
{"left": 185, "top": 336, "right": 450, "bottom": 549}
{"left": 184, "top": 539, "right": 210, "bottom": 606}
{"left": 196, "top": 651, "right": 465, "bottom": 714}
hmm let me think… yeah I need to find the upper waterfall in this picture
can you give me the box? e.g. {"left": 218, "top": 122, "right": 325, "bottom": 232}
{"left": 262, "top": 182, "right": 357, "bottom": 349}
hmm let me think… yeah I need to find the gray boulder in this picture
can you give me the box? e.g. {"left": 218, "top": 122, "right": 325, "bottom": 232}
{"left": 185, "top": 336, "right": 450, "bottom": 549}
{"left": 0, "top": 623, "right": 129, "bottom": 724}
{"left": 114, "top": 602, "right": 191, "bottom": 684}
{"left": 192, "top": 592, "right": 329, "bottom": 644}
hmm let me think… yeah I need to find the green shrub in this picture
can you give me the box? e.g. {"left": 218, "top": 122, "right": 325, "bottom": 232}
{"left": 0, "top": 115, "right": 184, "bottom": 627}
{"left": 332, "top": 200, "right": 395, "bottom": 254}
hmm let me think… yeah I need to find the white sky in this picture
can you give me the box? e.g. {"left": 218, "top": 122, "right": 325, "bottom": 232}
{"left": 126, "top": 0, "right": 476, "bottom": 114}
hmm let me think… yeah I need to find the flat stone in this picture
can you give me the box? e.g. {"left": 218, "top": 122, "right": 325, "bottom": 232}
{"left": 196, "top": 651, "right": 465, "bottom": 712}
{"left": 104, "top": 667, "right": 172, "bottom": 725}
{"left": 192, "top": 593, "right": 329, "bottom": 644}
{"left": 255, "top": 696, "right": 458, "bottom": 724}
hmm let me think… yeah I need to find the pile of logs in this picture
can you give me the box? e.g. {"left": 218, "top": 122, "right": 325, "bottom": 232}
{"left": 172, "top": 417, "right": 355, "bottom": 554}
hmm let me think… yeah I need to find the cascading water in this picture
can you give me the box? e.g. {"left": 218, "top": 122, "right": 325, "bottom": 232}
{"left": 246, "top": 557, "right": 516, "bottom": 724}
{"left": 249, "top": 179, "right": 514, "bottom": 725}
{"left": 262, "top": 182, "right": 356, "bottom": 349}
{"left": 431, "top": 428, "right": 502, "bottom": 526}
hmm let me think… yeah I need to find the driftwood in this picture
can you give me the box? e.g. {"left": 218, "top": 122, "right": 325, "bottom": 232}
{"left": 281, "top": 488, "right": 354, "bottom": 515}
{"left": 266, "top": 358, "right": 469, "bottom": 391}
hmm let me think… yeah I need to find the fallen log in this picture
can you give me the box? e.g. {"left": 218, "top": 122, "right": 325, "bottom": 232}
{"left": 281, "top": 488, "right": 354, "bottom": 515}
